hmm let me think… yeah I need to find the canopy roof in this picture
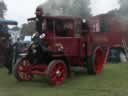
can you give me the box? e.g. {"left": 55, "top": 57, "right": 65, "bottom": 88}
{"left": 0, "top": 19, "right": 17, "bottom": 25}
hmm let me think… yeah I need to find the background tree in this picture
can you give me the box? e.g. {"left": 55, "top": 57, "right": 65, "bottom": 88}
{"left": 0, "top": 0, "right": 7, "bottom": 18}
{"left": 21, "top": 21, "right": 35, "bottom": 36}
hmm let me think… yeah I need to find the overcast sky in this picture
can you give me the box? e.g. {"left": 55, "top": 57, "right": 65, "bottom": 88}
{"left": 4, "top": 0, "right": 120, "bottom": 26}
{"left": 90, "top": 0, "right": 120, "bottom": 15}
{"left": 5, "top": 0, "right": 47, "bottom": 26}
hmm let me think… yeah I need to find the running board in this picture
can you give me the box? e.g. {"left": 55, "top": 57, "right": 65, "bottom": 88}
{"left": 71, "top": 66, "right": 87, "bottom": 72}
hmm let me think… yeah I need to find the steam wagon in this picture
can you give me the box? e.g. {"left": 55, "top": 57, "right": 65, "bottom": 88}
{"left": 0, "top": 19, "right": 17, "bottom": 67}
{"left": 13, "top": 15, "right": 109, "bottom": 86}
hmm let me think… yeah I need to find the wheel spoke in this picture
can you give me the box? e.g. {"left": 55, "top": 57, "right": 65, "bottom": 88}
{"left": 16, "top": 59, "right": 33, "bottom": 81}
{"left": 60, "top": 76, "right": 65, "bottom": 81}
{"left": 18, "top": 66, "right": 24, "bottom": 72}
{"left": 51, "top": 75, "right": 57, "bottom": 81}
{"left": 48, "top": 60, "right": 67, "bottom": 86}
{"left": 95, "top": 50, "right": 104, "bottom": 74}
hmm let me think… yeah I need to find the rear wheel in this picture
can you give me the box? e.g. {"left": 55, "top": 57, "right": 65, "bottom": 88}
{"left": 14, "top": 58, "right": 33, "bottom": 81}
{"left": 47, "top": 60, "right": 67, "bottom": 86}
{"left": 87, "top": 47, "right": 105, "bottom": 75}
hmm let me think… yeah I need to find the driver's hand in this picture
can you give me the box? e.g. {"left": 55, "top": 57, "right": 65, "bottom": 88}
{"left": 32, "top": 32, "right": 39, "bottom": 39}
{"left": 40, "top": 33, "right": 46, "bottom": 39}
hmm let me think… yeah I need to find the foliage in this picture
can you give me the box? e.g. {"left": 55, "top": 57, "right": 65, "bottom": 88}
{"left": 21, "top": 22, "right": 35, "bottom": 36}
{"left": 0, "top": 1, "right": 7, "bottom": 18}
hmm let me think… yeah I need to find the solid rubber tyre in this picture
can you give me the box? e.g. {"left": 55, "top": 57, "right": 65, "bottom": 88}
{"left": 47, "top": 60, "right": 67, "bottom": 86}
{"left": 13, "top": 58, "right": 33, "bottom": 81}
{"left": 87, "top": 47, "right": 105, "bottom": 75}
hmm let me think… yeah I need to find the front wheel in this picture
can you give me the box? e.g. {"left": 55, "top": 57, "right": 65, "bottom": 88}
{"left": 47, "top": 60, "right": 67, "bottom": 86}
{"left": 13, "top": 58, "right": 33, "bottom": 81}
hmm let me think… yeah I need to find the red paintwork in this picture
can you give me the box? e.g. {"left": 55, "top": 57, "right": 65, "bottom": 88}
{"left": 94, "top": 47, "right": 104, "bottom": 74}
{"left": 19, "top": 64, "right": 48, "bottom": 76}
{"left": 42, "top": 16, "right": 109, "bottom": 67}
{"left": 16, "top": 59, "right": 33, "bottom": 80}
{"left": 16, "top": 15, "right": 113, "bottom": 85}
{"left": 48, "top": 60, "right": 67, "bottom": 86}
{"left": 89, "top": 14, "right": 127, "bottom": 48}
{"left": 28, "top": 15, "right": 109, "bottom": 74}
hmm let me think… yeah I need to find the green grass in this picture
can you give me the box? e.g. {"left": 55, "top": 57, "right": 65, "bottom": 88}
{"left": 0, "top": 63, "right": 128, "bottom": 96}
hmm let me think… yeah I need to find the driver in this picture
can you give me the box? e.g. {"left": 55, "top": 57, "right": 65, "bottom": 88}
{"left": 35, "top": 7, "right": 46, "bottom": 35}
{"left": 33, "top": 7, "right": 48, "bottom": 52}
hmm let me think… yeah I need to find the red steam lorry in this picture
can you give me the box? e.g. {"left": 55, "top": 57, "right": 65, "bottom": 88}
{"left": 13, "top": 12, "right": 125, "bottom": 86}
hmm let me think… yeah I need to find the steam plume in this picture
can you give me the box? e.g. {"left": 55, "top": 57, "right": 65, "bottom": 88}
{"left": 38, "top": 0, "right": 91, "bottom": 18}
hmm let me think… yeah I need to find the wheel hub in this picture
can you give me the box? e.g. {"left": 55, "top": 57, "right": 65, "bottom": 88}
{"left": 56, "top": 70, "right": 62, "bottom": 77}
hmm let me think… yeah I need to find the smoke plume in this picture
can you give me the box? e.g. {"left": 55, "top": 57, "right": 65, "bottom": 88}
{"left": 119, "top": 0, "right": 128, "bottom": 15}
{"left": 38, "top": 0, "right": 91, "bottom": 18}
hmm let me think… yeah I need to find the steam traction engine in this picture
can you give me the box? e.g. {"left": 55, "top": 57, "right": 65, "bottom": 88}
{"left": 13, "top": 16, "right": 109, "bottom": 86}
{"left": 0, "top": 19, "right": 17, "bottom": 73}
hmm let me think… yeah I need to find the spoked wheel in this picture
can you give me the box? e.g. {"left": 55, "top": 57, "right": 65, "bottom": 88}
{"left": 47, "top": 60, "right": 67, "bottom": 86}
{"left": 94, "top": 48, "right": 104, "bottom": 74}
{"left": 87, "top": 47, "right": 105, "bottom": 75}
{"left": 14, "top": 58, "right": 33, "bottom": 81}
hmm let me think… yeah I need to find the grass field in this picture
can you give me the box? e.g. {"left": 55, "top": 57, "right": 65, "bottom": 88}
{"left": 0, "top": 63, "right": 128, "bottom": 96}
